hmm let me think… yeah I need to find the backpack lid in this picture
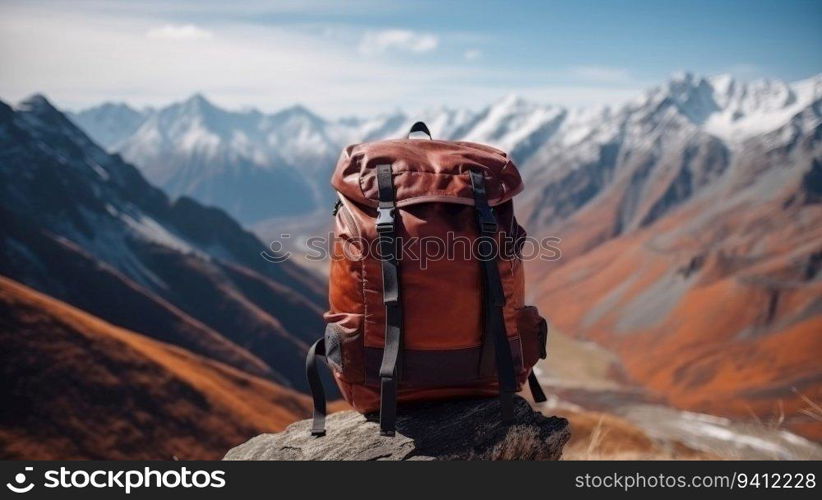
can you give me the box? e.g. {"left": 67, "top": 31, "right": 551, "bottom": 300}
{"left": 331, "top": 139, "right": 523, "bottom": 208}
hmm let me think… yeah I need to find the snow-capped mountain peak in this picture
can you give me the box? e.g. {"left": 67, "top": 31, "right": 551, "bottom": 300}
{"left": 703, "top": 75, "right": 820, "bottom": 141}
{"left": 68, "top": 100, "right": 149, "bottom": 150}
{"left": 630, "top": 73, "right": 821, "bottom": 141}
{"left": 66, "top": 73, "right": 821, "bottom": 228}
{"left": 0, "top": 94, "right": 328, "bottom": 391}
{"left": 460, "top": 94, "right": 564, "bottom": 151}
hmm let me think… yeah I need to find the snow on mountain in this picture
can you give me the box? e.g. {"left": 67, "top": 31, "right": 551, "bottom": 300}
{"left": 514, "top": 73, "right": 821, "bottom": 179}
{"left": 121, "top": 93, "right": 265, "bottom": 184}
{"left": 703, "top": 74, "right": 822, "bottom": 141}
{"left": 616, "top": 72, "right": 822, "bottom": 143}
{"left": 416, "top": 106, "right": 477, "bottom": 139}
{"left": 332, "top": 111, "right": 407, "bottom": 144}
{"left": 526, "top": 78, "right": 822, "bottom": 442}
{"left": 259, "top": 104, "right": 339, "bottom": 170}
{"left": 457, "top": 94, "right": 565, "bottom": 152}
{"left": 69, "top": 73, "right": 821, "bottom": 230}
{"left": 69, "top": 102, "right": 149, "bottom": 150}
{"left": 0, "top": 94, "right": 327, "bottom": 390}
{"left": 113, "top": 94, "right": 318, "bottom": 224}
{"left": 329, "top": 106, "right": 476, "bottom": 146}
{"left": 494, "top": 72, "right": 821, "bottom": 242}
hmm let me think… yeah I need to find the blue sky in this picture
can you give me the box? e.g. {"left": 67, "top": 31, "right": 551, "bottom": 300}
{"left": 1, "top": 0, "right": 820, "bottom": 116}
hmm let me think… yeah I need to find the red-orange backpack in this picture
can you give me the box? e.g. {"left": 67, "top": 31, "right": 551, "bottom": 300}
{"left": 306, "top": 122, "right": 548, "bottom": 436}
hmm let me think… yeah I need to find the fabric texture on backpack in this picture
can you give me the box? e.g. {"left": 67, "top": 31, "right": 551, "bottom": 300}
{"left": 307, "top": 124, "right": 549, "bottom": 436}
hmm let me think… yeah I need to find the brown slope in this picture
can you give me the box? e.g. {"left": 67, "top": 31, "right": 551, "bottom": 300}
{"left": 0, "top": 210, "right": 275, "bottom": 380}
{"left": 531, "top": 184, "right": 822, "bottom": 440}
{"left": 0, "top": 275, "right": 311, "bottom": 460}
{"left": 0, "top": 95, "right": 327, "bottom": 391}
{"left": 130, "top": 242, "right": 326, "bottom": 389}
{"left": 524, "top": 96, "right": 822, "bottom": 440}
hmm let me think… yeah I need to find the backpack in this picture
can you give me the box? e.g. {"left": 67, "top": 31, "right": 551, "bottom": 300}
{"left": 306, "top": 122, "right": 549, "bottom": 436}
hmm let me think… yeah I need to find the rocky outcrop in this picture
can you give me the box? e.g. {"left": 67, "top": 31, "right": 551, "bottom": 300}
{"left": 224, "top": 396, "right": 569, "bottom": 461}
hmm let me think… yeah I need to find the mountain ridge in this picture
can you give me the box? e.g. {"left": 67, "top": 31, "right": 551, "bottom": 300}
{"left": 67, "top": 73, "right": 821, "bottom": 229}
{"left": 0, "top": 94, "right": 327, "bottom": 392}
{"left": 58, "top": 72, "right": 822, "bottom": 439}
{"left": 0, "top": 275, "right": 311, "bottom": 459}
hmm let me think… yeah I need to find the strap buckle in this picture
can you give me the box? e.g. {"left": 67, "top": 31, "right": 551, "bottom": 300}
{"left": 477, "top": 206, "right": 497, "bottom": 234}
{"left": 376, "top": 206, "right": 395, "bottom": 234}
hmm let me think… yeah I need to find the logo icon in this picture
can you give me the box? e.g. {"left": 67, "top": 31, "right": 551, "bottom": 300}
{"left": 6, "top": 467, "right": 35, "bottom": 494}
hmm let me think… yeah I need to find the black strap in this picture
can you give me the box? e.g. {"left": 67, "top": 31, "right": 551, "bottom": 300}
{"left": 376, "top": 164, "right": 403, "bottom": 436}
{"left": 406, "top": 121, "right": 432, "bottom": 139}
{"left": 306, "top": 338, "right": 327, "bottom": 436}
{"left": 528, "top": 371, "right": 547, "bottom": 403}
{"left": 470, "top": 170, "right": 517, "bottom": 423}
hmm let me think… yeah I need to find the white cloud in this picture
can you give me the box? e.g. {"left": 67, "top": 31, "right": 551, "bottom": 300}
{"left": 569, "top": 65, "right": 632, "bottom": 84}
{"left": 146, "top": 24, "right": 213, "bottom": 41}
{"left": 358, "top": 29, "right": 438, "bottom": 56}
{"left": 464, "top": 49, "right": 482, "bottom": 61}
{"left": 0, "top": 5, "right": 465, "bottom": 116}
{"left": 0, "top": 3, "right": 647, "bottom": 117}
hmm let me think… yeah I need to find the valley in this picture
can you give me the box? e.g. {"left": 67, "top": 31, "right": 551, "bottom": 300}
{"left": 0, "top": 71, "right": 819, "bottom": 459}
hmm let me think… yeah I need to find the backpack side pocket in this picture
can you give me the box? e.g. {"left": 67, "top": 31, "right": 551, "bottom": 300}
{"left": 517, "top": 305, "right": 548, "bottom": 370}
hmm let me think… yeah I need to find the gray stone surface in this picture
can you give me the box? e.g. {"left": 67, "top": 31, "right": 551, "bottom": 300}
{"left": 224, "top": 396, "right": 570, "bottom": 460}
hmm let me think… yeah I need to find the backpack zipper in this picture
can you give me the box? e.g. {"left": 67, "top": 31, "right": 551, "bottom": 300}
{"left": 332, "top": 199, "right": 342, "bottom": 216}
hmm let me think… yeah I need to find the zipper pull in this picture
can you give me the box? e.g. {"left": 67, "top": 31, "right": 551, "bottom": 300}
{"left": 332, "top": 199, "right": 342, "bottom": 216}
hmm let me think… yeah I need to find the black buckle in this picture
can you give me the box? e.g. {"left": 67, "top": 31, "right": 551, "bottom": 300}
{"left": 376, "top": 206, "right": 395, "bottom": 234}
{"left": 477, "top": 206, "right": 497, "bottom": 234}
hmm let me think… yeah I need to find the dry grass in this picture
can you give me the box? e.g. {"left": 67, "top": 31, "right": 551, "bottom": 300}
{"left": 795, "top": 390, "right": 822, "bottom": 423}
{"left": 0, "top": 276, "right": 311, "bottom": 460}
{"left": 560, "top": 409, "right": 717, "bottom": 460}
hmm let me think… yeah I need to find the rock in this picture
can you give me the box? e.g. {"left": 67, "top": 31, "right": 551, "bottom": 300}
{"left": 224, "top": 396, "right": 570, "bottom": 460}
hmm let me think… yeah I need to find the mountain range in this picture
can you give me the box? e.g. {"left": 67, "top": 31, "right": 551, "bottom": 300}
{"left": 0, "top": 93, "right": 350, "bottom": 458}
{"left": 2, "top": 71, "right": 819, "bottom": 458}
{"left": 70, "top": 73, "right": 822, "bottom": 440}
{"left": 70, "top": 74, "right": 821, "bottom": 227}
{"left": 0, "top": 95, "right": 327, "bottom": 393}
{"left": 520, "top": 74, "right": 822, "bottom": 440}
{"left": 0, "top": 276, "right": 312, "bottom": 459}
